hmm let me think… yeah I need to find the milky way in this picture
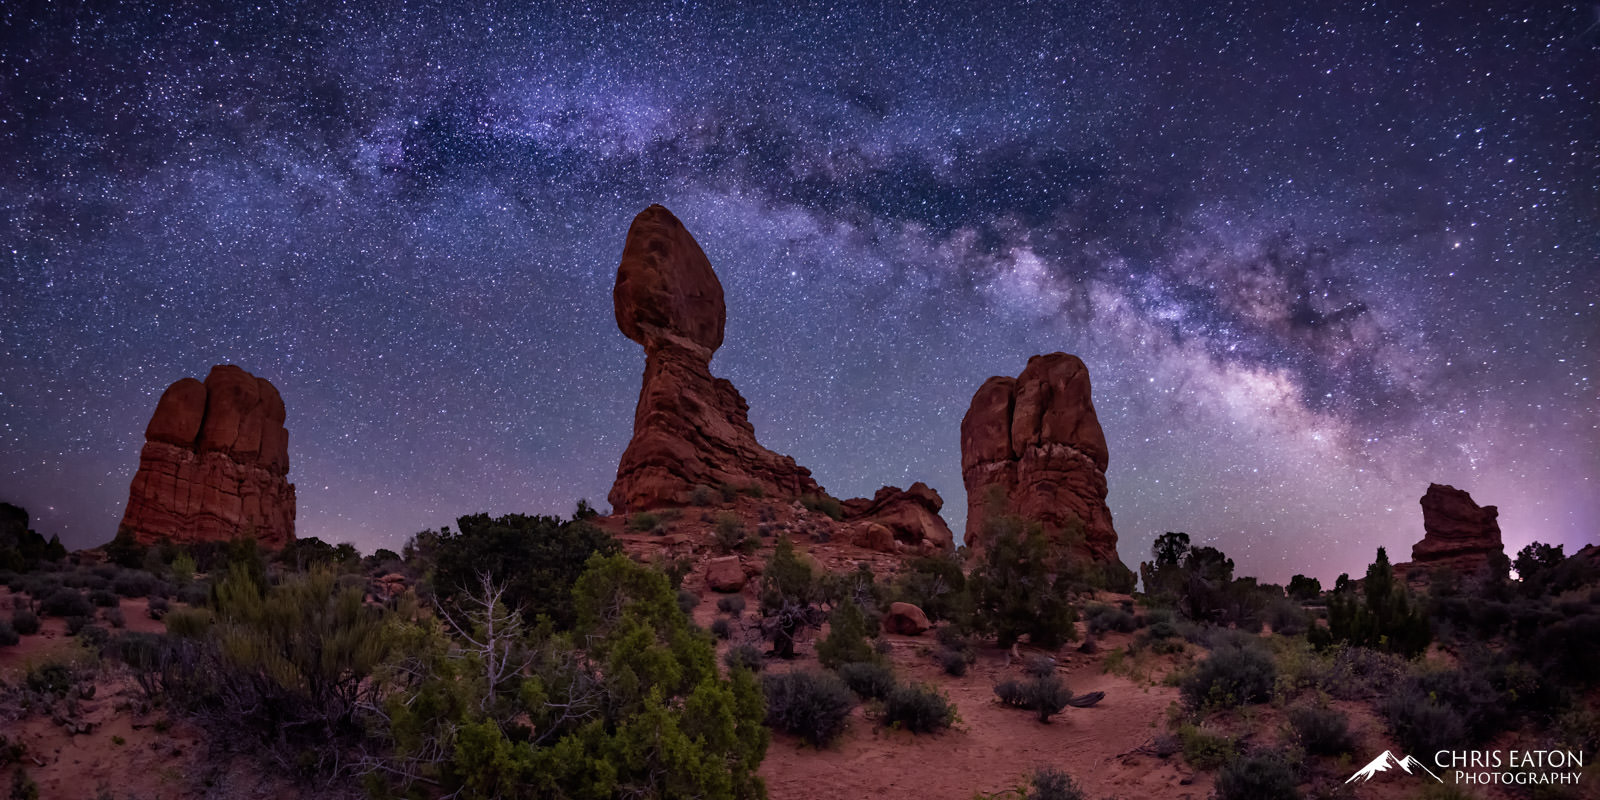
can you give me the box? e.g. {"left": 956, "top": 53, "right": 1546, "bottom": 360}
{"left": 2, "top": 2, "right": 1595, "bottom": 582}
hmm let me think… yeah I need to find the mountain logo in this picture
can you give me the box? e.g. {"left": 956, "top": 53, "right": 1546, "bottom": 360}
{"left": 1346, "top": 750, "right": 1445, "bottom": 784}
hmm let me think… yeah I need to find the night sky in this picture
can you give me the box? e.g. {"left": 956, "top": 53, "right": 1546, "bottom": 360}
{"left": 2, "top": 2, "right": 1595, "bottom": 583}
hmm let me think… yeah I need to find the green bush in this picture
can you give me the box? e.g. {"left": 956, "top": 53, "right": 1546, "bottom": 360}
{"left": 112, "top": 570, "right": 158, "bottom": 598}
{"left": 1287, "top": 704, "right": 1354, "bottom": 756}
{"left": 1085, "top": 603, "right": 1137, "bottom": 635}
{"left": 1181, "top": 639, "right": 1276, "bottom": 709}
{"left": 714, "top": 513, "right": 757, "bottom": 554}
{"left": 1379, "top": 666, "right": 1504, "bottom": 756}
{"left": 10, "top": 609, "right": 39, "bottom": 635}
{"left": 758, "top": 537, "right": 825, "bottom": 659}
{"left": 40, "top": 588, "right": 92, "bottom": 618}
{"left": 800, "top": 493, "right": 844, "bottom": 521}
{"left": 816, "top": 601, "right": 876, "bottom": 669}
{"left": 994, "top": 674, "right": 1073, "bottom": 723}
{"left": 1325, "top": 547, "right": 1431, "bottom": 657}
{"left": 428, "top": 511, "right": 618, "bottom": 629}
{"left": 627, "top": 511, "right": 662, "bottom": 532}
{"left": 938, "top": 647, "right": 971, "bottom": 677}
{"left": 970, "top": 516, "right": 1077, "bottom": 648}
{"left": 725, "top": 643, "right": 764, "bottom": 672}
{"left": 882, "top": 683, "right": 956, "bottom": 733}
{"left": 1216, "top": 750, "right": 1299, "bottom": 800}
{"left": 892, "top": 553, "right": 971, "bottom": 624}
{"left": 762, "top": 669, "right": 855, "bottom": 746}
{"left": 836, "top": 661, "right": 896, "bottom": 700}
{"left": 1027, "top": 768, "right": 1086, "bottom": 800}
{"left": 1177, "top": 723, "right": 1237, "bottom": 770}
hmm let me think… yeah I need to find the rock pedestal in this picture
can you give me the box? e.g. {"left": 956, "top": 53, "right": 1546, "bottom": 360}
{"left": 960, "top": 353, "right": 1124, "bottom": 572}
{"left": 608, "top": 205, "right": 821, "bottom": 512}
{"left": 119, "top": 365, "right": 295, "bottom": 548}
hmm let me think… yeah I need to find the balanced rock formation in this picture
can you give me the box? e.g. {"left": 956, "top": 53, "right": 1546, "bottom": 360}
{"left": 960, "top": 353, "right": 1126, "bottom": 573}
{"left": 609, "top": 205, "right": 822, "bottom": 512}
{"left": 842, "top": 483, "right": 955, "bottom": 551}
{"left": 1395, "top": 483, "right": 1508, "bottom": 583}
{"left": 118, "top": 365, "right": 295, "bottom": 548}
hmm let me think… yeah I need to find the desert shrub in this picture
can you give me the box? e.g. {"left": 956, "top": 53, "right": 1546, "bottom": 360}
{"left": 1287, "top": 574, "right": 1322, "bottom": 602}
{"left": 0, "top": 619, "right": 15, "bottom": 646}
{"left": 995, "top": 674, "right": 1074, "bottom": 723}
{"left": 758, "top": 537, "right": 825, "bottom": 659}
{"left": 77, "top": 623, "right": 110, "bottom": 648}
{"left": 970, "top": 515, "right": 1078, "bottom": 648}
{"left": 816, "top": 601, "right": 876, "bottom": 668}
{"left": 88, "top": 589, "right": 120, "bottom": 608}
{"left": 626, "top": 511, "right": 662, "bottom": 532}
{"left": 725, "top": 643, "right": 764, "bottom": 672}
{"left": 105, "top": 607, "right": 126, "bottom": 629}
{"left": 1181, "top": 639, "right": 1276, "bottom": 709}
{"left": 762, "top": 669, "right": 855, "bottom": 746}
{"left": 112, "top": 570, "right": 157, "bottom": 598}
{"left": 1023, "top": 655, "right": 1057, "bottom": 679}
{"left": 64, "top": 615, "right": 89, "bottom": 635}
{"left": 716, "top": 595, "right": 746, "bottom": 615}
{"left": 10, "top": 609, "right": 39, "bottom": 635}
{"left": 676, "top": 587, "right": 700, "bottom": 615}
{"left": 40, "top": 588, "right": 92, "bottom": 618}
{"left": 1027, "top": 768, "right": 1086, "bottom": 800}
{"left": 9, "top": 767, "right": 39, "bottom": 800}
{"left": 1325, "top": 548, "right": 1430, "bottom": 657}
{"left": 800, "top": 493, "right": 844, "bottom": 521}
{"left": 892, "top": 553, "right": 971, "bottom": 624}
{"left": 689, "top": 485, "right": 719, "bottom": 507}
{"left": 428, "top": 511, "right": 618, "bottom": 630}
{"left": 1217, "top": 750, "right": 1299, "bottom": 800}
{"left": 25, "top": 660, "right": 76, "bottom": 697}
{"left": 1265, "top": 598, "right": 1308, "bottom": 636}
{"left": 1379, "top": 666, "right": 1504, "bottom": 756}
{"left": 1085, "top": 603, "right": 1137, "bottom": 635}
{"left": 1288, "top": 704, "right": 1354, "bottom": 755}
{"left": 382, "top": 553, "right": 770, "bottom": 800}
{"left": 714, "top": 513, "right": 757, "bottom": 554}
{"left": 836, "top": 660, "right": 896, "bottom": 700}
{"left": 711, "top": 617, "right": 733, "bottom": 640}
{"left": 177, "top": 581, "right": 210, "bottom": 607}
{"left": 938, "top": 647, "right": 971, "bottom": 677}
{"left": 147, "top": 595, "right": 170, "bottom": 619}
{"left": 882, "top": 683, "right": 956, "bottom": 733}
{"left": 1177, "top": 723, "right": 1238, "bottom": 770}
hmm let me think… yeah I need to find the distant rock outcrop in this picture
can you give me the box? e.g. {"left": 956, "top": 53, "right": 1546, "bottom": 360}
{"left": 118, "top": 365, "right": 295, "bottom": 548}
{"left": 609, "top": 205, "right": 822, "bottom": 512}
{"left": 960, "top": 353, "right": 1126, "bottom": 575}
{"left": 841, "top": 483, "right": 955, "bottom": 552}
{"left": 1395, "top": 483, "right": 1508, "bottom": 583}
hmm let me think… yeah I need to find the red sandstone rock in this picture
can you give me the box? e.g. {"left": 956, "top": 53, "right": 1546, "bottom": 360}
{"left": 882, "top": 602, "right": 931, "bottom": 636}
{"left": 841, "top": 483, "right": 955, "bottom": 551}
{"left": 118, "top": 365, "right": 295, "bottom": 548}
{"left": 1396, "top": 483, "right": 1508, "bottom": 583}
{"left": 706, "top": 556, "right": 748, "bottom": 592}
{"left": 960, "top": 353, "right": 1125, "bottom": 574}
{"left": 608, "top": 205, "right": 822, "bottom": 512}
{"left": 850, "top": 521, "right": 897, "bottom": 553}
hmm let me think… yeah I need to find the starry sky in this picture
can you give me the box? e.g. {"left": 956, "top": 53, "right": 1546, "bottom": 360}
{"left": 2, "top": 1, "right": 1595, "bottom": 583}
